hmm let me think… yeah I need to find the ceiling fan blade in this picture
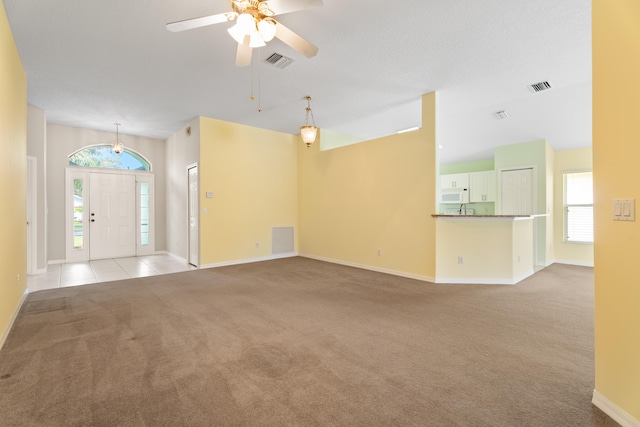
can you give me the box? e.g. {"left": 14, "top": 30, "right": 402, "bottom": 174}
{"left": 236, "top": 37, "right": 252, "bottom": 67}
{"left": 274, "top": 21, "right": 318, "bottom": 58}
{"left": 166, "top": 13, "right": 229, "bottom": 32}
{"left": 267, "top": 0, "right": 323, "bottom": 16}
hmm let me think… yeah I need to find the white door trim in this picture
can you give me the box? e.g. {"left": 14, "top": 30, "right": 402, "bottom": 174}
{"left": 65, "top": 167, "right": 155, "bottom": 262}
{"left": 187, "top": 163, "right": 199, "bottom": 267}
{"left": 26, "top": 156, "right": 37, "bottom": 275}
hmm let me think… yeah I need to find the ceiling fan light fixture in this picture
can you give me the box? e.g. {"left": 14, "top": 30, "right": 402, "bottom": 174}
{"left": 236, "top": 13, "right": 255, "bottom": 33}
{"left": 258, "top": 18, "right": 277, "bottom": 42}
{"left": 227, "top": 23, "right": 246, "bottom": 44}
{"left": 249, "top": 31, "right": 266, "bottom": 48}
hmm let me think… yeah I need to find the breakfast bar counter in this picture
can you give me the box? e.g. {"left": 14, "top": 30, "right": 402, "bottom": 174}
{"left": 432, "top": 214, "right": 535, "bottom": 284}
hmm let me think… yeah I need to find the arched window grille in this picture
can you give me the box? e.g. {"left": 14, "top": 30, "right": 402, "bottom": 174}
{"left": 68, "top": 145, "right": 151, "bottom": 171}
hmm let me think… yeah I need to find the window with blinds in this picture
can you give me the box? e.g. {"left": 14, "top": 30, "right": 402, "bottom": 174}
{"left": 564, "top": 171, "right": 593, "bottom": 243}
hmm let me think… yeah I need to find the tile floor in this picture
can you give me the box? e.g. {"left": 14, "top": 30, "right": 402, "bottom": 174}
{"left": 27, "top": 254, "right": 197, "bottom": 293}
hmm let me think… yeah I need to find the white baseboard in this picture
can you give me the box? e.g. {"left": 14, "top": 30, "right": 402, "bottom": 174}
{"left": 299, "top": 254, "right": 435, "bottom": 283}
{"left": 435, "top": 279, "right": 514, "bottom": 285}
{"left": 592, "top": 390, "right": 640, "bottom": 427}
{"left": 48, "top": 259, "right": 65, "bottom": 265}
{"left": 0, "top": 288, "right": 29, "bottom": 352}
{"left": 200, "top": 252, "right": 298, "bottom": 269}
{"left": 553, "top": 259, "right": 595, "bottom": 268}
{"left": 434, "top": 269, "right": 534, "bottom": 285}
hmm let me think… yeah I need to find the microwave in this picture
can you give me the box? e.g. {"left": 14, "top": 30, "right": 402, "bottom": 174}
{"left": 440, "top": 187, "right": 469, "bottom": 204}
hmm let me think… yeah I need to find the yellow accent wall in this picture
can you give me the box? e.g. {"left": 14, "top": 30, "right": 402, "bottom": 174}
{"left": 0, "top": 0, "right": 28, "bottom": 344}
{"left": 593, "top": 0, "right": 640, "bottom": 421}
{"left": 298, "top": 93, "right": 437, "bottom": 279}
{"left": 553, "top": 148, "right": 593, "bottom": 266}
{"left": 198, "top": 117, "right": 298, "bottom": 265}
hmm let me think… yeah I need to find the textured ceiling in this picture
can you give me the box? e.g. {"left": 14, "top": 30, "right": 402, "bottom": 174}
{"left": 3, "top": 0, "right": 591, "bottom": 164}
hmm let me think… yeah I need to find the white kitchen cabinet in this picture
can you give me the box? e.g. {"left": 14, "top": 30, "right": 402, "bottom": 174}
{"left": 469, "top": 170, "right": 496, "bottom": 202}
{"left": 440, "top": 173, "right": 469, "bottom": 189}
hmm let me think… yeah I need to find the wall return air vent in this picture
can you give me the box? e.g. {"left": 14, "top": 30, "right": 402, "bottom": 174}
{"left": 529, "top": 81, "right": 552, "bottom": 92}
{"left": 265, "top": 52, "right": 294, "bottom": 69}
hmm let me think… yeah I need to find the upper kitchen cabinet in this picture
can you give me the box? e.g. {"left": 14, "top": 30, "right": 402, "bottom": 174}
{"left": 440, "top": 173, "right": 469, "bottom": 189}
{"left": 469, "top": 170, "right": 496, "bottom": 202}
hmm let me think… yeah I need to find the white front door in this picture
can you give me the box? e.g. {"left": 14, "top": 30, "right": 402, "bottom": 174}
{"left": 89, "top": 172, "right": 136, "bottom": 260}
{"left": 501, "top": 168, "right": 533, "bottom": 215}
{"left": 188, "top": 165, "right": 199, "bottom": 267}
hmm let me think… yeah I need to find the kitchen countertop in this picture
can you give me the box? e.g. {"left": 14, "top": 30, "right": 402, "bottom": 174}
{"left": 432, "top": 214, "right": 533, "bottom": 218}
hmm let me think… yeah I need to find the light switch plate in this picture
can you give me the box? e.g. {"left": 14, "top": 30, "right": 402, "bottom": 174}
{"left": 613, "top": 199, "right": 635, "bottom": 221}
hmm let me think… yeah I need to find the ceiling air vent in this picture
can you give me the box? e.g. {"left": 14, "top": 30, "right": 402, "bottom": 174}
{"left": 529, "top": 81, "right": 552, "bottom": 92}
{"left": 265, "top": 52, "right": 294, "bottom": 69}
{"left": 495, "top": 110, "right": 510, "bottom": 120}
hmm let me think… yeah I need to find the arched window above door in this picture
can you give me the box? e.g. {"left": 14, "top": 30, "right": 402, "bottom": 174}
{"left": 69, "top": 145, "right": 151, "bottom": 171}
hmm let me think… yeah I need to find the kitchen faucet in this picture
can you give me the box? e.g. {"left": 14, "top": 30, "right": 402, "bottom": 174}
{"left": 459, "top": 203, "right": 467, "bottom": 215}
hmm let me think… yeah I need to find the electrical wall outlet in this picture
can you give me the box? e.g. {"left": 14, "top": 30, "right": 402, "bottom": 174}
{"left": 457, "top": 256, "right": 464, "bottom": 264}
{"left": 377, "top": 249, "right": 382, "bottom": 256}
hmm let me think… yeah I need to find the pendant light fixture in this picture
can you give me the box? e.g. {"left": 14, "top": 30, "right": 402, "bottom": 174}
{"left": 112, "top": 123, "right": 124, "bottom": 154}
{"left": 300, "top": 96, "right": 318, "bottom": 148}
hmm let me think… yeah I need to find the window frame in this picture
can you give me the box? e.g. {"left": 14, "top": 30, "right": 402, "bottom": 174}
{"left": 68, "top": 144, "right": 152, "bottom": 171}
{"left": 563, "top": 169, "right": 594, "bottom": 245}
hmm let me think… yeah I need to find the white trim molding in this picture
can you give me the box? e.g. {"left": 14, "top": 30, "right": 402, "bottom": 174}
{"left": 0, "top": 289, "right": 29, "bottom": 352}
{"left": 200, "top": 252, "right": 298, "bottom": 270}
{"left": 553, "top": 259, "right": 595, "bottom": 268}
{"left": 592, "top": 390, "right": 640, "bottom": 427}
{"left": 299, "top": 254, "right": 435, "bottom": 283}
{"left": 434, "top": 269, "right": 534, "bottom": 285}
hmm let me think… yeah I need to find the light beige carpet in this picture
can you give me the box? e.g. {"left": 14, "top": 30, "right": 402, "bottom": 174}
{"left": 0, "top": 257, "right": 618, "bottom": 426}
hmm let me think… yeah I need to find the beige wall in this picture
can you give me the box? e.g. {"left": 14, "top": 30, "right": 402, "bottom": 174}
{"left": 0, "top": 0, "right": 28, "bottom": 346}
{"left": 553, "top": 148, "right": 593, "bottom": 266}
{"left": 435, "top": 218, "right": 533, "bottom": 284}
{"left": 298, "top": 93, "right": 437, "bottom": 279}
{"left": 593, "top": 0, "right": 640, "bottom": 423}
{"left": 198, "top": 117, "right": 299, "bottom": 266}
{"left": 26, "top": 104, "right": 47, "bottom": 272}
{"left": 165, "top": 118, "right": 200, "bottom": 262}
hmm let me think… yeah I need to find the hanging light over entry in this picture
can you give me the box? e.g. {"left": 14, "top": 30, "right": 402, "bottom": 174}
{"left": 112, "top": 123, "right": 124, "bottom": 154}
{"left": 300, "top": 96, "right": 318, "bottom": 148}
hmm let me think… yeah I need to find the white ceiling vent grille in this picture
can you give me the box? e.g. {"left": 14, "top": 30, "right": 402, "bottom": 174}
{"left": 265, "top": 53, "right": 294, "bottom": 69}
{"left": 495, "top": 110, "right": 510, "bottom": 120}
{"left": 530, "top": 81, "right": 552, "bottom": 92}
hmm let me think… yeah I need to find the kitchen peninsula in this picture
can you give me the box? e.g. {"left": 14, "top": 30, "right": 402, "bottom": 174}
{"left": 432, "top": 214, "right": 535, "bottom": 285}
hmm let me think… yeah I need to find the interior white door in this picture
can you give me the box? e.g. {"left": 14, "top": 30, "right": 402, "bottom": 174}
{"left": 89, "top": 172, "right": 136, "bottom": 260}
{"left": 501, "top": 168, "right": 533, "bottom": 215}
{"left": 188, "top": 166, "right": 199, "bottom": 267}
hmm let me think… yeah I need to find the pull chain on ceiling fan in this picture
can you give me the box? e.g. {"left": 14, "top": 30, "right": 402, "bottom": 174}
{"left": 167, "top": 0, "right": 322, "bottom": 67}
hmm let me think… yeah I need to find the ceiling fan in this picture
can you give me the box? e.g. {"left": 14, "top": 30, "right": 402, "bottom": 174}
{"left": 167, "top": 0, "right": 322, "bottom": 67}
